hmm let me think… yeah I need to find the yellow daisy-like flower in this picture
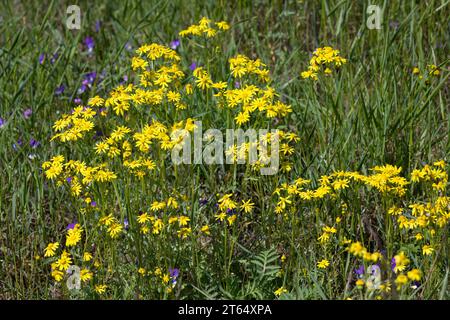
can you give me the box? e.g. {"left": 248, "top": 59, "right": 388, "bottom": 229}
{"left": 95, "top": 284, "right": 107, "bottom": 294}
{"left": 44, "top": 242, "right": 59, "bottom": 257}
{"left": 274, "top": 286, "right": 288, "bottom": 297}
{"left": 317, "top": 259, "right": 330, "bottom": 269}
{"left": 422, "top": 244, "right": 434, "bottom": 256}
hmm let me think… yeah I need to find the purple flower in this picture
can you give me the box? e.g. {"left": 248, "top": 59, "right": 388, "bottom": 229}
{"left": 95, "top": 20, "right": 102, "bottom": 33}
{"left": 391, "top": 257, "right": 396, "bottom": 272}
{"left": 124, "top": 218, "right": 129, "bottom": 230}
{"left": 90, "top": 201, "right": 97, "bottom": 207}
{"left": 23, "top": 108, "right": 32, "bottom": 119}
{"left": 169, "top": 268, "right": 179, "bottom": 279}
{"left": 85, "top": 71, "right": 97, "bottom": 84}
{"left": 66, "top": 177, "right": 73, "bottom": 183}
{"left": 50, "top": 53, "right": 59, "bottom": 64}
{"left": 30, "top": 138, "right": 40, "bottom": 149}
{"left": 234, "top": 81, "right": 241, "bottom": 88}
{"left": 67, "top": 222, "right": 77, "bottom": 230}
{"left": 170, "top": 39, "right": 180, "bottom": 50}
{"left": 39, "top": 53, "right": 45, "bottom": 64}
{"left": 199, "top": 198, "right": 208, "bottom": 206}
{"left": 0, "top": 118, "right": 4, "bottom": 128}
{"left": 189, "top": 62, "right": 197, "bottom": 71}
{"left": 13, "top": 139, "right": 23, "bottom": 150}
{"left": 354, "top": 265, "right": 365, "bottom": 276}
{"left": 226, "top": 208, "right": 236, "bottom": 215}
{"left": 78, "top": 84, "right": 87, "bottom": 94}
{"left": 84, "top": 36, "right": 95, "bottom": 53}
{"left": 55, "top": 84, "right": 65, "bottom": 95}
{"left": 74, "top": 98, "right": 82, "bottom": 105}
{"left": 125, "top": 42, "right": 133, "bottom": 51}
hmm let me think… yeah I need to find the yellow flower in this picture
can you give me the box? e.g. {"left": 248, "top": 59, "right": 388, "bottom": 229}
{"left": 83, "top": 252, "right": 93, "bottom": 262}
{"left": 178, "top": 215, "right": 190, "bottom": 226}
{"left": 407, "top": 269, "right": 421, "bottom": 281}
{"left": 44, "top": 242, "right": 59, "bottom": 257}
{"left": 235, "top": 112, "right": 250, "bottom": 126}
{"left": 395, "top": 274, "right": 408, "bottom": 288}
{"left": 355, "top": 279, "right": 365, "bottom": 288}
{"left": 201, "top": 225, "right": 210, "bottom": 235}
{"left": 95, "top": 284, "right": 107, "bottom": 294}
{"left": 51, "top": 269, "right": 64, "bottom": 282}
{"left": 240, "top": 199, "right": 255, "bottom": 214}
{"left": 422, "top": 244, "right": 434, "bottom": 256}
{"left": 66, "top": 224, "right": 83, "bottom": 247}
{"left": 227, "top": 214, "right": 237, "bottom": 226}
{"left": 317, "top": 259, "right": 330, "bottom": 269}
{"left": 274, "top": 287, "right": 287, "bottom": 297}
{"left": 55, "top": 251, "right": 72, "bottom": 271}
{"left": 80, "top": 269, "right": 93, "bottom": 282}
{"left": 138, "top": 268, "right": 146, "bottom": 276}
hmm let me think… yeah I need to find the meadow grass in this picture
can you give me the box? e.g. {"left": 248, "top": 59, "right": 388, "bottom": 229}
{"left": 0, "top": 0, "right": 449, "bottom": 299}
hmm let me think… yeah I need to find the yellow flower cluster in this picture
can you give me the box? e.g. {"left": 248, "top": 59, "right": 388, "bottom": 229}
{"left": 51, "top": 106, "right": 96, "bottom": 142}
{"left": 301, "top": 46, "right": 347, "bottom": 80}
{"left": 179, "top": 17, "right": 230, "bottom": 38}
{"left": 99, "top": 214, "right": 124, "bottom": 239}
{"left": 347, "top": 242, "right": 382, "bottom": 263}
{"left": 273, "top": 164, "right": 409, "bottom": 214}
{"left": 214, "top": 194, "right": 255, "bottom": 226}
{"left": 229, "top": 54, "right": 270, "bottom": 82}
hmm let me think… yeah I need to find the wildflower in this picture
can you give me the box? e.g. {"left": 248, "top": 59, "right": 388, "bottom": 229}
{"left": 178, "top": 216, "right": 190, "bottom": 226}
{"left": 355, "top": 279, "right": 365, "bottom": 288}
{"left": 170, "top": 39, "right": 180, "bottom": 50}
{"left": 317, "top": 259, "right": 330, "bottom": 269}
{"left": 66, "top": 224, "right": 82, "bottom": 247}
{"left": 169, "top": 268, "right": 180, "bottom": 285}
{"left": 44, "top": 242, "right": 59, "bottom": 257}
{"left": 240, "top": 199, "right": 255, "bottom": 214}
{"left": 23, "top": 108, "right": 32, "bottom": 119}
{"left": 108, "top": 223, "right": 123, "bottom": 238}
{"left": 201, "top": 225, "right": 210, "bottom": 235}
{"left": 80, "top": 269, "right": 93, "bottom": 282}
{"left": 30, "top": 138, "right": 40, "bottom": 149}
{"left": 55, "top": 85, "right": 65, "bottom": 95}
{"left": 393, "top": 252, "right": 410, "bottom": 273}
{"left": 84, "top": 36, "right": 95, "bottom": 53}
{"left": 138, "top": 268, "right": 146, "bottom": 276}
{"left": 51, "top": 268, "right": 64, "bottom": 282}
{"left": 412, "top": 67, "right": 420, "bottom": 74}
{"left": 422, "top": 244, "right": 434, "bottom": 256}
{"left": 55, "top": 251, "right": 72, "bottom": 271}
{"left": 39, "top": 53, "right": 45, "bottom": 64}
{"left": 0, "top": 117, "right": 4, "bottom": 128}
{"left": 227, "top": 214, "right": 237, "bottom": 226}
{"left": 348, "top": 242, "right": 366, "bottom": 257}
{"left": 395, "top": 274, "right": 409, "bottom": 288}
{"left": 274, "top": 287, "right": 287, "bottom": 297}
{"left": 407, "top": 269, "right": 422, "bottom": 281}
{"left": 83, "top": 252, "right": 93, "bottom": 262}
{"left": 354, "top": 265, "right": 365, "bottom": 276}
{"left": 95, "top": 284, "right": 107, "bottom": 294}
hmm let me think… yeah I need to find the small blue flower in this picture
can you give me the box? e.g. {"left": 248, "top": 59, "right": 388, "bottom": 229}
{"left": 55, "top": 84, "right": 65, "bottom": 95}
{"left": 84, "top": 36, "right": 95, "bottom": 53}
{"left": 170, "top": 39, "right": 180, "bottom": 50}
